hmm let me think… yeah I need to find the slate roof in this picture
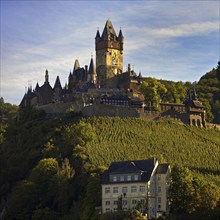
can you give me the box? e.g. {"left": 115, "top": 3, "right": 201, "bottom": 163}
{"left": 192, "top": 100, "right": 204, "bottom": 108}
{"left": 156, "top": 164, "right": 170, "bottom": 174}
{"left": 54, "top": 76, "right": 62, "bottom": 89}
{"left": 102, "top": 158, "right": 157, "bottom": 184}
{"left": 101, "top": 19, "right": 117, "bottom": 39}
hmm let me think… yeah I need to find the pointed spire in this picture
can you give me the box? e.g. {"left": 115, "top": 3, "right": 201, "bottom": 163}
{"left": 192, "top": 86, "right": 198, "bottom": 100}
{"left": 35, "top": 82, "right": 39, "bottom": 91}
{"left": 54, "top": 76, "right": 62, "bottom": 89}
{"left": 118, "top": 28, "right": 124, "bottom": 41}
{"left": 95, "top": 27, "right": 101, "bottom": 39}
{"left": 138, "top": 71, "right": 142, "bottom": 78}
{"left": 89, "top": 57, "right": 96, "bottom": 82}
{"left": 73, "top": 59, "right": 80, "bottom": 74}
{"left": 45, "top": 69, "right": 49, "bottom": 83}
{"left": 101, "top": 19, "right": 117, "bottom": 39}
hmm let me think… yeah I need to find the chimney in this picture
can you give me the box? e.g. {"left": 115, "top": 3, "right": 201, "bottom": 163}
{"left": 128, "top": 64, "right": 131, "bottom": 73}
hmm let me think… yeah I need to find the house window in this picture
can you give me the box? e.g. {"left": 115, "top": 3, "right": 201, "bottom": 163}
{"left": 134, "top": 175, "right": 138, "bottom": 180}
{"left": 127, "top": 175, "right": 131, "bottom": 181}
{"left": 140, "top": 199, "right": 145, "bottom": 204}
{"left": 105, "top": 187, "right": 110, "bottom": 194}
{"left": 131, "top": 186, "right": 137, "bottom": 193}
{"left": 113, "top": 176, "right": 117, "bottom": 182}
{"left": 122, "top": 187, "right": 128, "bottom": 193}
{"left": 113, "top": 208, "right": 117, "bottom": 211}
{"left": 132, "top": 199, "right": 137, "bottom": 205}
{"left": 106, "top": 201, "right": 110, "bottom": 206}
{"left": 106, "top": 208, "right": 110, "bottom": 212}
{"left": 113, "top": 187, "right": 118, "bottom": 193}
{"left": 113, "top": 200, "right": 118, "bottom": 205}
{"left": 158, "top": 186, "right": 161, "bottom": 192}
{"left": 120, "top": 176, "right": 124, "bottom": 181}
{"left": 158, "top": 197, "right": 161, "bottom": 204}
{"left": 140, "top": 185, "right": 145, "bottom": 192}
{"left": 157, "top": 175, "right": 161, "bottom": 181}
{"left": 122, "top": 200, "right": 127, "bottom": 206}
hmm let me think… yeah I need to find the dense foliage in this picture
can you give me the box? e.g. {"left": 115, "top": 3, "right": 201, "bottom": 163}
{"left": 140, "top": 61, "right": 220, "bottom": 123}
{"left": 196, "top": 61, "right": 220, "bottom": 123}
{"left": 0, "top": 103, "right": 219, "bottom": 219}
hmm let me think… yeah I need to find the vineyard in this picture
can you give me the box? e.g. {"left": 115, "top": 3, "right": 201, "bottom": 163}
{"left": 82, "top": 117, "right": 220, "bottom": 183}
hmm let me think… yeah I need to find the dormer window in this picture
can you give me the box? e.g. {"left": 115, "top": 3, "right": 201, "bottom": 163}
{"left": 120, "top": 176, "right": 124, "bottom": 181}
{"left": 113, "top": 176, "right": 117, "bottom": 182}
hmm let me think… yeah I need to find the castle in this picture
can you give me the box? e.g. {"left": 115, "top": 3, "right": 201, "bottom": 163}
{"left": 20, "top": 19, "right": 206, "bottom": 127}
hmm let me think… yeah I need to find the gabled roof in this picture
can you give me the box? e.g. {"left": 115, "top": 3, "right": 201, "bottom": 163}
{"left": 101, "top": 19, "right": 117, "bottom": 39}
{"left": 156, "top": 164, "right": 170, "bottom": 174}
{"left": 102, "top": 158, "right": 157, "bottom": 184}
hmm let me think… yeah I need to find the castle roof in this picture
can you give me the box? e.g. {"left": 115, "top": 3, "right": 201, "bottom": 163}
{"left": 101, "top": 19, "right": 117, "bottom": 39}
{"left": 73, "top": 59, "right": 80, "bottom": 74}
{"left": 118, "top": 28, "right": 123, "bottom": 39}
{"left": 89, "top": 57, "right": 95, "bottom": 75}
{"left": 95, "top": 29, "right": 101, "bottom": 39}
{"left": 54, "top": 76, "right": 62, "bottom": 89}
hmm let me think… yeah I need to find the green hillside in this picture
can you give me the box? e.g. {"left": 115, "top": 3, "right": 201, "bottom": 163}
{"left": 1, "top": 108, "right": 220, "bottom": 219}
{"left": 86, "top": 117, "right": 219, "bottom": 172}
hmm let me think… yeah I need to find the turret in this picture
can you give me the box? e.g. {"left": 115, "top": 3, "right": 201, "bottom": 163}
{"left": 73, "top": 59, "right": 80, "bottom": 74}
{"left": 192, "top": 86, "right": 198, "bottom": 100}
{"left": 95, "top": 28, "right": 101, "bottom": 42}
{"left": 45, "top": 69, "right": 49, "bottom": 83}
{"left": 54, "top": 76, "right": 62, "bottom": 89}
{"left": 88, "top": 57, "right": 96, "bottom": 83}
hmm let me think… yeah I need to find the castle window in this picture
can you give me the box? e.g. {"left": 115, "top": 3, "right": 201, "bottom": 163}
{"left": 106, "top": 201, "right": 110, "bottom": 206}
{"left": 158, "top": 186, "right": 161, "bottom": 192}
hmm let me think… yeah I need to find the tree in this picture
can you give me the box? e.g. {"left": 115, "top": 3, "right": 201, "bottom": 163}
{"left": 169, "top": 165, "right": 195, "bottom": 214}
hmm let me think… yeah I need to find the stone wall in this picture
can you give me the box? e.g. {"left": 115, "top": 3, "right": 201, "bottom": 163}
{"left": 82, "top": 104, "right": 140, "bottom": 118}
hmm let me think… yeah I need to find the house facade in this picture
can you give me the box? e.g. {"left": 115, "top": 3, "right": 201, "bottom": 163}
{"left": 101, "top": 158, "right": 170, "bottom": 218}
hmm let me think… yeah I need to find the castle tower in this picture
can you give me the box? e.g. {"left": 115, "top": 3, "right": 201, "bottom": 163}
{"left": 88, "top": 57, "right": 96, "bottom": 83}
{"left": 95, "top": 19, "right": 124, "bottom": 88}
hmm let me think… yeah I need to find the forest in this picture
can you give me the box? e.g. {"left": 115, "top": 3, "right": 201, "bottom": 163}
{"left": 0, "top": 63, "right": 220, "bottom": 219}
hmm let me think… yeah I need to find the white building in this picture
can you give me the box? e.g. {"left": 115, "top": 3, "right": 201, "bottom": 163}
{"left": 101, "top": 158, "right": 170, "bottom": 218}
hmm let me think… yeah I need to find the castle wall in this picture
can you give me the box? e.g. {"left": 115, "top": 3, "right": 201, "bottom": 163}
{"left": 82, "top": 104, "right": 140, "bottom": 118}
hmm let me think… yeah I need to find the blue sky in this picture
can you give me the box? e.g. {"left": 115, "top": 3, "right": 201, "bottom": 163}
{"left": 1, "top": 0, "right": 219, "bottom": 104}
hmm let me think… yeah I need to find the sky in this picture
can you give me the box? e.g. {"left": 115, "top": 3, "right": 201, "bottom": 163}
{"left": 1, "top": 0, "right": 220, "bottom": 105}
